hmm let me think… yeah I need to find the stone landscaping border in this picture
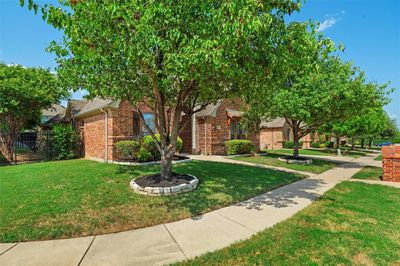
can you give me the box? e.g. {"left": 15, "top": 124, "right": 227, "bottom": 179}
{"left": 225, "top": 153, "right": 267, "bottom": 159}
{"left": 111, "top": 157, "right": 192, "bottom": 166}
{"left": 130, "top": 174, "right": 199, "bottom": 196}
{"left": 278, "top": 157, "right": 313, "bottom": 165}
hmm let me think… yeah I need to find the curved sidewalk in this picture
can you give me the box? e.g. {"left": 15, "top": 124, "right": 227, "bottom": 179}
{"left": 0, "top": 154, "right": 379, "bottom": 266}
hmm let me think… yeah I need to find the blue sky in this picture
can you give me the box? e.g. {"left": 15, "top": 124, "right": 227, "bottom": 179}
{"left": 1, "top": 0, "right": 399, "bottom": 126}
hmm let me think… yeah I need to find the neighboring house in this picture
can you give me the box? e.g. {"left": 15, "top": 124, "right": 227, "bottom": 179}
{"left": 59, "top": 97, "right": 313, "bottom": 162}
{"left": 260, "top": 118, "right": 312, "bottom": 150}
{"left": 41, "top": 104, "right": 66, "bottom": 128}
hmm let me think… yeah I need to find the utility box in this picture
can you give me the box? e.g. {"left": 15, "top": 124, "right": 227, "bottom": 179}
{"left": 382, "top": 144, "right": 400, "bottom": 182}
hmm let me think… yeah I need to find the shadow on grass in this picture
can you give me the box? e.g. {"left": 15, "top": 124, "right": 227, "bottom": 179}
{"left": 117, "top": 161, "right": 305, "bottom": 217}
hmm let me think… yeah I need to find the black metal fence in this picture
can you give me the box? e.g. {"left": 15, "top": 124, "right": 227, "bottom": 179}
{"left": 0, "top": 131, "right": 82, "bottom": 165}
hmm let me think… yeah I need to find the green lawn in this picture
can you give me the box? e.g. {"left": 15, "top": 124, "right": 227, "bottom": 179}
{"left": 374, "top": 154, "right": 382, "bottom": 161}
{"left": 352, "top": 166, "right": 382, "bottom": 181}
{"left": 0, "top": 159, "right": 304, "bottom": 243}
{"left": 268, "top": 148, "right": 366, "bottom": 158}
{"left": 177, "top": 182, "right": 400, "bottom": 265}
{"left": 233, "top": 154, "right": 341, "bottom": 174}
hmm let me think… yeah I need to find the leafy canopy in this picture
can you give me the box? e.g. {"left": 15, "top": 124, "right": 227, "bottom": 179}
{"left": 30, "top": 0, "right": 300, "bottom": 106}
{"left": 0, "top": 63, "right": 65, "bottom": 131}
{"left": 244, "top": 21, "right": 389, "bottom": 137}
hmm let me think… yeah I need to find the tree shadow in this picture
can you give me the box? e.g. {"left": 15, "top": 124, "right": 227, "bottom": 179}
{"left": 159, "top": 161, "right": 306, "bottom": 217}
{"left": 234, "top": 178, "right": 326, "bottom": 210}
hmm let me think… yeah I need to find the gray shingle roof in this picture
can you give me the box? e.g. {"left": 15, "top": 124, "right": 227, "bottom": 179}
{"left": 42, "top": 104, "right": 65, "bottom": 117}
{"left": 74, "top": 98, "right": 120, "bottom": 117}
{"left": 260, "top": 118, "right": 286, "bottom": 128}
{"left": 196, "top": 101, "right": 222, "bottom": 117}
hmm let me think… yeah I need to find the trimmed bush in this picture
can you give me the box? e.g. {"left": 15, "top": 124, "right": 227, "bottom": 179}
{"left": 311, "top": 142, "right": 321, "bottom": 148}
{"left": 283, "top": 141, "right": 303, "bottom": 149}
{"left": 116, "top": 140, "right": 140, "bottom": 159}
{"left": 324, "top": 141, "right": 334, "bottom": 148}
{"left": 136, "top": 147, "right": 153, "bottom": 162}
{"left": 141, "top": 134, "right": 183, "bottom": 161}
{"left": 225, "top": 140, "right": 255, "bottom": 155}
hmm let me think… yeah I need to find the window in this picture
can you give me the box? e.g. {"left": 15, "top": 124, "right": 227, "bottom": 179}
{"left": 142, "top": 113, "right": 156, "bottom": 136}
{"left": 230, "top": 120, "right": 246, "bottom": 140}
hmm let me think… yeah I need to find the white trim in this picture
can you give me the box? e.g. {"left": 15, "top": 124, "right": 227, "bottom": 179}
{"left": 192, "top": 114, "right": 196, "bottom": 151}
{"left": 100, "top": 108, "right": 109, "bottom": 162}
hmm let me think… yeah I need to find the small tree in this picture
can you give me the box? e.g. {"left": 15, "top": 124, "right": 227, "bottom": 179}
{"left": 24, "top": 0, "right": 300, "bottom": 180}
{"left": 52, "top": 124, "right": 80, "bottom": 160}
{"left": 0, "top": 64, "right": 65, "bottom": 162}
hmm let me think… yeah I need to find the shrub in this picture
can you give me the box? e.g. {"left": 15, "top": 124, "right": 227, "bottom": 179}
{"left": 225, "top": 140, "right": 255, "bottom": 155}
{"left": 136, "top": 147, "right": 153, "bottom": 162}
{"left": 283, "top": 141, "right": 303, "bottom": 149}
{"left": 324, "top": 141, "right": 334, "bottom": 148}
{"left": 52, "top": 124, "right": 80, "bottom": 160}
{"left": 141, "top": 134, "right": 184, "bottom": 161}
{"left": 311, "top": 142, "right": 321, "bottom": 148}
{"left": 116, "top": 140, "right": 140, "bottom": 159}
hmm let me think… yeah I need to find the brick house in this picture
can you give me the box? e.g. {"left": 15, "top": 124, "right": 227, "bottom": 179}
{"left": 64, "top": 98, "right": 312, "bottom": 161}
{"left": 259, "top": 119, "right": 312, "bottom": 150}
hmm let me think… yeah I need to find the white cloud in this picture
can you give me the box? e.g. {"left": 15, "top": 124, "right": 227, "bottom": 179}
{"left": 317, "top": 17, "right": 338, "bottom": 32}
{"left": 318, "top": 10, "right": 345, "bottom": 32}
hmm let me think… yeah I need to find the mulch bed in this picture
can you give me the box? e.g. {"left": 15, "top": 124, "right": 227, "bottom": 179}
{"left": 283, "top": 156, "right": 309, "bottom": 161}
{"left": 134, "top": 172, "right": 195, "bottom": 187}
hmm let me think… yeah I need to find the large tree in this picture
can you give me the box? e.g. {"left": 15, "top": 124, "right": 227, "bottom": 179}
{"left": 0, "top": 64, "right": 65, "bottom": 162}
{"left": 244, "top": 22, "right": 389, "bottom": 158}
{"left": 23, "top": 0, "right": 301, "bottom": 179}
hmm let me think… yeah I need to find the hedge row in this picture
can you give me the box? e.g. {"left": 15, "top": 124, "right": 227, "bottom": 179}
{"left": 116, "top": 134, "right": 183, "bottom": 162}
{"left": 282, "top": 141, "right": 303, "bottom": 149}
{"left": 225, "top": 140, "right": 256, "bottom": 155}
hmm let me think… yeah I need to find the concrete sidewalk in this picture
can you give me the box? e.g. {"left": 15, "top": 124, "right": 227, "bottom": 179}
{"left": 0, "top": 154, "right": 380, "bottom": 266}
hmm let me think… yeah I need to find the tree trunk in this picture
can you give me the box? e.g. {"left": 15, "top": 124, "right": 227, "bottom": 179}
{"left": 335, "top": 134, "right": 340, "bottom": 149}
{"left": 361, "top": 138, "right": 365, "bottom": 149}
{"left": 160, "top": 147, "right": 174, "bottom": 180}
{"left": 293, "top": 125, "right": 300, "bottom": 158}
{"left": 351, "top": 136, "right": 355, "bottom": 150}
{"left": 368, "top": 138, "right": 373, "bottom": 148}
{"left": 0, "top": 133, "right": 16, "bottom": 163}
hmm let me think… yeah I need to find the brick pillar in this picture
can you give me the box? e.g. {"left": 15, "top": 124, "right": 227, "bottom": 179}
{"left": 382, "top": 145, "right": 400, "bottom": 182}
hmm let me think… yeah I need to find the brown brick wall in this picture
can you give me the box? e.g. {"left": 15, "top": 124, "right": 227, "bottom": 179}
{"left": 82, "top": 112, "right": 108, "bottom": 160}
{"left": 80, "top": 100, "right": 153, "bottom": 161}
{"left": 195, "top": 99, "right": 260, "bottom": 155}
{"left": 196, "top": 117, "right": 213, "bottom": 155}
{"left": 179, "top": 115, "right": 192, "bottom": 154}
{"left": 382, "top": 145, "right": 400, "bottom": 182}
{"left": 79, "top": 98, "right": 314, "bottom": 159}
{"left": 260, "top": 128, "right": 284, "bottom": 150}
